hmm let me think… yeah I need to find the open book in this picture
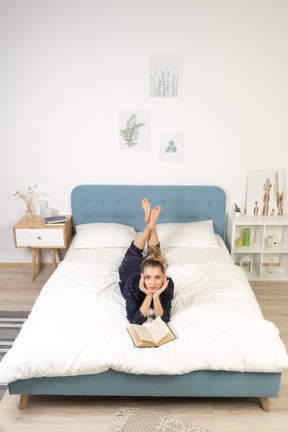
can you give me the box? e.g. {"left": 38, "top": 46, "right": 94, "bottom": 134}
{"left": 128, "top": 316, "right": 176, "bottom": 347}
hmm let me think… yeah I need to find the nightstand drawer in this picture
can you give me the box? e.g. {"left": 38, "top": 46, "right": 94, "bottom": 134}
{"left": 15, "top": 229, "right": 65, "bottom": 247}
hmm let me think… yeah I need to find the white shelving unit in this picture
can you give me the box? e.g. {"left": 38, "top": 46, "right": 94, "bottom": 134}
{"left": 226, "top": 213, "right": 288, "bottom": 281}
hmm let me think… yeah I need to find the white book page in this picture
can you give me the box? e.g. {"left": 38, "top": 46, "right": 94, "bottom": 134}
{"left": 131, "top": 324, "right": 155, "bottom": 344}
{"left": 148, "top": 317, "right": 170, "bottom": 344}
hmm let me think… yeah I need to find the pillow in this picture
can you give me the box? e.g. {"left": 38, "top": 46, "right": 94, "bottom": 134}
{"left": 73, "top": 223, "right": 136, "bottom": 248}
{"left": 156, "top": 220, "right": 219, "bottom": 248}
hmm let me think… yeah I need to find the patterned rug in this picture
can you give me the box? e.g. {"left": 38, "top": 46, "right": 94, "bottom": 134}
{"left": 0, "top": 311, "right": 29, "bottom": 401}
{"left": 109, "top": 405, "right": 212, "bottom": 432}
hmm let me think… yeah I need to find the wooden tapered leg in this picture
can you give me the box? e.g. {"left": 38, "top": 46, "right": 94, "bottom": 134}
{"left": 260, "top": 397, "right": 270, "bottom": 412}
{"left": 56, "top": 249, "right": 62, "bottom": 262}
{"left": 31, "top": 248, "right": 37, "bottom": 282}
{"left": 50, "top": 249, "right": 57, "bottom": 270}
{"left": 37, "top": 248, "right": 42, "bottom": 271}
{"left": 19, "top": 394, "right": 29, "bottom": 410}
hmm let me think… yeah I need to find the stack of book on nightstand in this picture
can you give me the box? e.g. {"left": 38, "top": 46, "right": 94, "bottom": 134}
{"left": 45, "top": 216, "right": 68, "bottom": 226}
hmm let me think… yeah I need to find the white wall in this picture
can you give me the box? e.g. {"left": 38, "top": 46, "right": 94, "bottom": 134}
{"left": 1, "top": 0, "right": 287, "bottom": 262}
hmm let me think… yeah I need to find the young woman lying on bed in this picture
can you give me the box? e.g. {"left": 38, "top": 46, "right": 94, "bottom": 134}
{"left": 119, "top": 199, "right": 174, "bottom": 324}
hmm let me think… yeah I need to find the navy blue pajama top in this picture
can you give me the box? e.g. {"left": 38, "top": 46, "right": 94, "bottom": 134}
{"left": 119, "top": 242, "right": 174, "bottom": 325}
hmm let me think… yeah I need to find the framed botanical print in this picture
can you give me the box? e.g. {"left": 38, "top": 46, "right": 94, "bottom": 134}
{"left": 160, "top": 132, "right": 183, "bottom": 163}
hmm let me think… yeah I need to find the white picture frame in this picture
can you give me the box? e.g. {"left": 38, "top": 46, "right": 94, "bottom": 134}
{"left": 160, "top": 132, "right": 183, "bottom": 163}
{"left": 149, "top": 54, "right": 182, "bottom": 98}
{"left": 246, "top": 169, "right": 286, "bottom": 215}
{"left": 119, "top": 110, "right": 150, "bottom": 151}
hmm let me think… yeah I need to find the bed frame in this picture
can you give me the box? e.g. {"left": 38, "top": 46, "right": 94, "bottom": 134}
{"left": 9, "top": 185, "right": 281, "bottom": 411}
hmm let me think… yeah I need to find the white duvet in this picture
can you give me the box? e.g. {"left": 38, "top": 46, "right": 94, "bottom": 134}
{"left": 0, "top": 238, "right": 288, "bottom": 385}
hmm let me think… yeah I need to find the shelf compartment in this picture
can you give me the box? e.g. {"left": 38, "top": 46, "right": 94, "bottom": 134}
{"left": 264, "top": 225, "right": 288, "bottom": 250}
{"left": 234, "top": 225, "right": 264, "bottom": 252}
{"left": 234, "top": 253, "right": 261, "bottom": 278}
{"left": 259, "top": 265, "right": 288, "bottom": 281}
{"left": 260, "top": 253, "right": 288, "bottom": 280}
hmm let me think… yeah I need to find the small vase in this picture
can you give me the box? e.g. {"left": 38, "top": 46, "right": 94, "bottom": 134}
{"left": 26, "top": 208, "right": 33, "bottom": 220}
{"left": 267, "top": 258, "right": 274, "bottom": 274}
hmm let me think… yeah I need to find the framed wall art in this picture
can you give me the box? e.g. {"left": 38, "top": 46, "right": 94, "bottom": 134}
{"left": 149, "top": 55, "right": 182, "bottom": 98}
{"left": 119, "top": 110, "right": 150, "bottom": 150}
{"left": 160, "top": 132, "right": 183, "bottom": 163}
{"left": 246, "top": 169, "right": 285, "bottom": 215}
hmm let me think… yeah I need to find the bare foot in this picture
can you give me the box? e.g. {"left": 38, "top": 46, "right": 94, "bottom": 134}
{"left": 149, "top": 206, "right": 161, "bottom": 230}
{"left": 142, "top": 199, "right": 151, "bottom": 223}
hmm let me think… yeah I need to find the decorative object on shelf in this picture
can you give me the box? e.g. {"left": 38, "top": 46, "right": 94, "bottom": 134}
{"left": 246, "top": 169, "right": 285, "bottom": 215}
{"left": 267, "top": 258, "right": 274, "bottom": 274}
{"left": 234, "top": 203, "right": 242, "bottom": 217}
{"left": 266, "top": 235, "right": 278, "bottom": 247}
{"left": 25, "top": 209, "right": 32, "bottom": 220}
{"left": 253, "top": 200, "right": 259, "bottom": 215}
{"left": 39, "top": 200, "right": 48, "bottom": 218}
{"left": 149, "top": 54, "right": 182, "bottom": 98}
{"left": 236, "top": 237, "right": 243, "bottom": 247}
{"left": 44, "top": 207, "right": 56, "bottom": 218}
{"left": 160, "top": 132, "right": 183, "bottom": 163}
{"left": 13, "top": 185, "right": 45, "bottom": 219}
{"left": 119, "top": 110, "right": 150, "bottom": 150}
{"left": 240, "top": 255, "right": 253, "bottom": 274}
{"left": 243, "top": 228, "right": 251, "bottom": 246}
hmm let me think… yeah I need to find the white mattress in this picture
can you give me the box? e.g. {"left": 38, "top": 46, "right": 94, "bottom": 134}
{"left": 0, "top": 236, "right": 288, "bottom": 385}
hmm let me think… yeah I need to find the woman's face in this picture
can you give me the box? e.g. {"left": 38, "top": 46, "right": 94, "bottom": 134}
{"left": 142, "top": 265, "right": 163, "bottom": 294}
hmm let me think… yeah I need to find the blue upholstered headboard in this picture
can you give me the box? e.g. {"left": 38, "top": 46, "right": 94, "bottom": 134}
{"left": 71, "top": 185, "right": 226, "bottom": 239}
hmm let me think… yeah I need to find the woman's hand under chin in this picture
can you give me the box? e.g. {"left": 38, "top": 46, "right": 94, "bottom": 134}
{"left": 153, "top": 274, "right": 168, "bottom": 298}
{"left": 139, "top": 273, "right": 152, "bottom": 297}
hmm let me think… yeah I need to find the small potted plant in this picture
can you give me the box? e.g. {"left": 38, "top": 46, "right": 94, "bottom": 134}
{"left": 234, "top": 203, "right": 242, "bottom": 217}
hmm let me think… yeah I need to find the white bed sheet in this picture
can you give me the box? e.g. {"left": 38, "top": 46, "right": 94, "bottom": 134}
{"left": 0, "top": 236, "right": 288, "bottom": 385}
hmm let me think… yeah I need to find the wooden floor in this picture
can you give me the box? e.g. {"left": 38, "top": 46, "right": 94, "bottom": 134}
{"left": 0, "top": 266, "right": 287, "bottom": 432}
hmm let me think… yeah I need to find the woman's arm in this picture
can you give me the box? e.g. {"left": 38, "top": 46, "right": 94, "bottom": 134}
{"left": 124, "top": 274, "right": 152, "bottom": 324}
{"left": 152, "top": 274, "right": 168, "bottom": 318}
{"left": 152, "top": 294, "right": 164, "bottom": 319}
{"left": 126, "top": 296, "right": 148, "bottom": 324}
{"left": 139, "top": 294, "right": 153, "bottom": 317}
{"left": 139, "top": 274, "right": 153, "bottom": 317}
{"left": 154, "top": 277, "right": 174, "bottom": 322}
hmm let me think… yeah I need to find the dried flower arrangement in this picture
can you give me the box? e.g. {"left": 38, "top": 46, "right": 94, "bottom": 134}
{"left": 13, "top": 185, "right": 44, "bottom": 218}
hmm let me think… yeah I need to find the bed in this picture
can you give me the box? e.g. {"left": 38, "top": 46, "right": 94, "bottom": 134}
{"left": 1, "top": 185, "right": 288, "bottom": 412}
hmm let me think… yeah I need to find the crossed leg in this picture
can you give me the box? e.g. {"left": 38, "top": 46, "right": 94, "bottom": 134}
{"left": 142, "top": 199, "right": 151, "bottom": 223}
{"left": 133, "top": 200, "right": 161, "bottom": 250}
{"left": 147, "top": 205, "right": 161, "bottom": 247}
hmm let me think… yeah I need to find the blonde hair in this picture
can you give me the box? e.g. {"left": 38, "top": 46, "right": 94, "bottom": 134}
{"left": 141, "top": 246, "right": 166, "bottom": 274}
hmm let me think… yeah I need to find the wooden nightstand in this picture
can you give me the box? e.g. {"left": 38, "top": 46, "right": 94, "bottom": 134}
{"left": 13, "top": 215, "right": 73, "bottom": 282}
